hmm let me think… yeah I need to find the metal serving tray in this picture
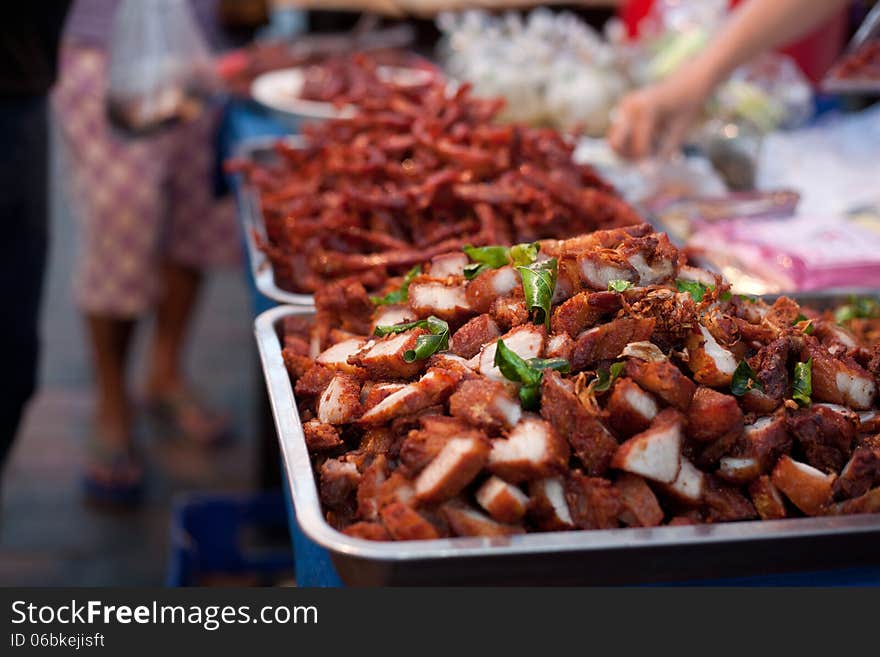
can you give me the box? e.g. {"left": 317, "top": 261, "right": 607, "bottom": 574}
{"left": 233, "top": 135, "right": 315, "bottom": 306}
{"left": 255, "top": 304, "right": 880, "bottom": 586}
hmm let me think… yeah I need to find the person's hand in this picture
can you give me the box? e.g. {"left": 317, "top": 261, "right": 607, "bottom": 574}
{"left": 607, "top": 71, "right": 711, "bottom": 160}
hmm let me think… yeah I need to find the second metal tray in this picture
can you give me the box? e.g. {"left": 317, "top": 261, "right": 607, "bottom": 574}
{"left": 255, "top": 304, "right": 880, "bottom": 586}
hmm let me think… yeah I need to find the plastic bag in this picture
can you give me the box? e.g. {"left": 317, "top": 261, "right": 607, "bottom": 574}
{"left": 106, "top": 0, "right": 216, "bottom": 135}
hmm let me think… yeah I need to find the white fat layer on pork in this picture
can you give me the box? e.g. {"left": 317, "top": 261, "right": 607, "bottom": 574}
{"left": 493, "top": 394, "right": 523, "bottom": 428}
{"left": 699, "top": 325, "right": 737, "bottom": 376}
{"left": 677, "top": 265, "right": 716, "bottom": 287}
{"left": 309, "top": 330, "right": 322, "bottom": 359}
{"left": 491, "top": 266, "right": 519, "bottom": 295}
{"left": 476, "top": 476, "right": 528, "bottom": 512}
{"left": 627, "top": 253, "right": 673, "bottom": 286}
{"left": 745, "top": 415, "right": 774, "bottom": 434}
{"left": 617, "top": 423, "right": 681, "bottom": 483}
{"left": 547, "top": 334, "right": 570, "bottom": 355}
{"left": 318, "top": 376, "right": 356, "bottom": 425}
{"left": 415, "top": 437, "right": 480, "bottom": 499}
{"left": 542, "top": 477, "right": 573, "bottom": 525}
{"left": 835, "top": 371, "right": 876, "bottom": 410}
{"left": 429, "top": 252, "right": 469, "bottom": 278}
{"left": 358, "top": 379, "right": 422, "bottom": 422}
{"left": 363, "top": 332, "right": 410, "bottom": 359}
{"left": 490, "top": 418, "right": 550, "bottom": 466}
{"left": 409, "top": 283, "right": 470, "bottom": 312}
{"left": 789, "top": 458, "right": 832, "bottom": 481}
{"left": 624, "top": 386, "right": 658, "bottom": 421}
{"left": 579, "top": 258, "right": 631, "bottom": 289}
{"left": 828, "top": 325, "right": 858, "bottom": 349}
{"left": 316, "top": 338, "right": 367, "bottom": 368}
{"left": 667, "top": 457, "right": 704, "bottom": 502}
{"left": 719, "top": 457, "right": 759, "bottom": 478}
{"left": 371, "top": 306, "right": 415, "bottom": 331}
{"left": 859, "top": 410, "right": 878, "bottom": 425}
{"left": 814, "top": 403, "right": 850, "bottom": 415}
{"left": 477, "top": 326, "right": 544, "bottom": 380}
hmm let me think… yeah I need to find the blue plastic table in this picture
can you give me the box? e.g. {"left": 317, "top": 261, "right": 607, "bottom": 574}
{"left": 222, "top": 99, "right": 880, "bottom": 588}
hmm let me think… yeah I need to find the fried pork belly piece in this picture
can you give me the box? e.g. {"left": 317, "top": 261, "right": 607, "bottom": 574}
{"left": 607, "top": 377, "right": 658, "bottom": 437}
{"left": 343, "top": 521, "right": 391, "bottom": 541}
{"left": 611, "top": 409, "right": 683, "bottom": 484}
{"left": 619, "top": 233, "right": 680, "bottom": 286}
{"left": 303, "top": 420, "right": 344, "bottom": 452}
{"left": 703, "top": 480, "right": 757, "bottom": 522}
{"left": 442, "top": 503, "right": 525, "bottom": 537}
{"left": 717, "top": 456, "right": 761, "bottom": 484}
{"left": 551, "top": 291, "right": 621, "bottom": 339}
{"left": 626, "top": 289, "right": 698, "bottom": 351}
{"left": 804, "top": 338, "right": 877, "bottom": 410}
{"left": 449, "top": 379, "right": 522, "bottom": 434}
{"left": 356, "top": 455, "right": 389, "bottom": 521}
{"left": 408, "top": 279, "right": 472, "bottom": 325}
{"left": 399, "top": 416, "right": 477, "bottom": 473}
{"left": 315, "top": 337, "right": 368, "bottom": 374}
{"left": 687, "top": 387, "right": 744, "bottom": 443}
{"left": 859, "top": 410, "right": 880, "bottom": 434}
{"left": 361, "top": 382, "right": 407, "bottom": 412}
{"left": 545, "top": 333, "right": 575, "bottom": 361}
{"left": 295, "top": 364, "right": 336, "bottom": 402}
{"left": 282, "top": 337, "right": 313, "bottom": 380}
{"left": 349, "top": 330, "right": 428, "bottom": 380}
{"left": 450, "top": 314, "right": 501, "bottom": 359}
{"left": 614, "top": 473, "right": 664, "bottom": 527}
{"left": 830, "top": 487, "right": 880, "bottom": 515}
{"left": 771, "top": 455, "right": 835, "bottom": 516}
{"left": 813, "top": 320, "right": 859, "bottom": 352}
{"left": 748, "top": 475, "right": 787, "bottom": 520}
{"left": 685, "top": 325, "right": 737, "bottom": 388}
{"left": 565, "top": 472, "right": 621, "bottom": 529}
{"left": 319, "top": 458, "right": 361, "bottom": 509}
{"left": 370, "top": 305, "right": 416, "bottom": 334}
{"left": 358, "top": 368, "right": 459, "bottom": 425}
{"left": 764, "top": 296, "right": 801, "bottom": 333}
{"left": 832, "top": 435, "right": 880, "bottom": 501}
{"left": 742, "top": 337, "right": 791, "bottom": 414}
{"left": 527, "top": 477, "right": 575, "bottom": 530}
{"left": 577, "top": 249, "right": 637, "bottom": 290}
{"left": 787, "top": 404, "right": 857, "bottom": 473}
{"left": 429, "top": 252, "right": 469, "bottom": 278}
{"left": 488, "top": 416, "right": 570, "bottom": 482}
{"left": 317, "top": 373, "right": 363, "bottom": 425}
{"left": 490, "top": 295, "right": 530, "bottom": 331}
{"left": 476, "top": 476, "right": 529, "bottom": 523}
{"left": 314, "top": 280, "right": 375, "bottom": 335}
{"left": 471, "top": 324, "right": 545, "bottom": 381}
{"left": 414, "top": 434, "right": 491, "bottom": 504}
{"left": 380, "top": 502, "right": 440, "bottom": 541}
{"left": 376, "top": 472, "right": 416, "bottom": 510}
{"left": 661, "top": 457, "right": 705, "bottom": 504}
{"left": 742, "top": 411, "right": 792, "bottom": 472}
{"left": 625, "top": 357, "right": 696, "bottom": 411}
{"left": 426, "top": 353, "right": 478, "bottom": 381}
{"left": 465, "top": 266, "right": 519, "bottom": 314}
{"left": 571, "top": 317, "right": 656, "bottom": 371}
{"left": 540, "top": 370, "right": 618, "bottom": 476}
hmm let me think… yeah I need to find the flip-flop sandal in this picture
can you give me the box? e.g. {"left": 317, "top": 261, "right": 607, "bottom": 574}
{"left": 142, "top": 389, "right": 233, "bottom": 447}
{"left": 82, "top": 436, "right": 145, "bottom": 510}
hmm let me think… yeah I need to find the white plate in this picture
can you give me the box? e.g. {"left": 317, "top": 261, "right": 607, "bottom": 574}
{"left": 250, "top": 65, "right": 435, "bottom": 121}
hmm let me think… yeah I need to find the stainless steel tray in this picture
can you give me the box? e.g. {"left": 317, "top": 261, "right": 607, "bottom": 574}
{"left": 233, "top": 135, "right": 315, "bottom": 306}
{"left": 255, "top": 304, "right": 880, "bottom": 586}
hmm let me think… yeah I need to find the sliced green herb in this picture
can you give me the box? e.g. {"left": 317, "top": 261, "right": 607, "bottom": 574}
{"left": 676, "top": 279, "right": 708, "bottom": 302}
{"left": 731, "top": 360, "right": 764, "bottom": 396}
{"left": 493, "top": 339, "right": 570, "bottom": 410}
{"left": 527, "top": 357, "right": 571, "bottom": 374}
{"left": 463, "top": 245, "right": 510, "bottom": 280}
{"left": 509, "top": 242, "right": 540, "bottom": 267}
{"left": 793, "top": 313, "right": 814, "bottom": 335}
{"left": 792, "top": 358, "right": 812, "bottom": 407}
{"left": 370, "top": 265, "right": 421, "bottom": 305}
{"left": 518, "top": 258, "right": 557, "bottom": 329}
{"left": 463, "top": 263, "right": 491, "bottom": 280}
{"left": 592, "top": 361, "right": 625, "bottom": 393}
{"left": 608, "top": 279, "right": 633, "bottom": 293}
{"left": 738, "top": 294, "right": 758, "bottom": 304}
{"left": 719, "top": 290, "right": 733, "bottom": 302}
{"left": 373, "top": 316, "right": 450, "bottom": 362}
{"left": 834, "top": 296, "right": 879, "bottom": 324}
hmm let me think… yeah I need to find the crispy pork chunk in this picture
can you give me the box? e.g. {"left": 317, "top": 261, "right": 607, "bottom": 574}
{"left": 414, "top": 435, "right": 491, "bottom": 504}
{"left": 748, "top": 475, "right": 787, "bottom": 520}
{"left": 490, "top": 295, "right": 530, "bottom": 330}
{"left": 545, "top": 333, "right": 575, "bottom": 361}
{"left": 528, "top": 477, "right": 575, "bottom": 530}
{"left": 488, "top": 417, "right": 570, "bottom": 482}
{"left": 832, "top": 435, "right": 880, "bottom": 501}
{"left": 805, "top": 338, "right": 876, "bottom": 410}
{"left": 662, "top": 457, "right": 706, "bottom": 504}
{"left": 449, "top": 379, "right": 522, "bottom": 434}
{"left": 349, "top": 330, "right": 427, "bottom": 380}
{"left": 551, "top": 291, "right": 617, "bottom": 338}
{"left": 771, "top": 455, "right": 835, "bottom": 516}
{"left": 703, "top": 480, "right": 757, "bottom": 522}
{"left": 787, "top": 404, "right": 857, "bottom": 473}
{"left": 620, "top": 233, "right": 679, "bottom": 285}
{"left": 429, "top": 252, "right": 469, "bottom": 278}
{"left": 358, "top": 368, "right": 459, "bottom": 425}
{"left": 476, "top": 476, "right": 529, "bottom": 523}
{"left": 376, "top": 472, "right": 416, "bottom": 509}
{"left": 540, "top": 370, "right": 618, "bottom": 475}
{"left": 577, "top": 249, "right": 637, "bottom": 290}
{"left": 399, "top": 416, "right": 477, "bottom": 474}
{"left": 571, "top": 317, "right": 656, "bottom": 371}
{"left": 742, "top": 412, "right": 792, "bottom": 472}
{"left": 442, "top": 503, "right": 525, "bottom": 537}
{"left": 357, "top": 455, "right": 389, "bottom": 520}
{"left": 370, "top": 305, "right": 416, "bottom": 334}
{"left": 315, "top": 337, "right": 368, "bottom": 374}
{"left": 565, "top": 472, "right": 622, "bottom": 529}
{"left": 408, "top": 280, "right": 472, "bottom": 325}
{"left": 717, "top": 457, "right": 761, "bottom": 485}
{"left": 317, "top": 373, "right": 363, "bottom": 425}
{"left": 860, "top": 410, "right": 880, "bottom": 434}
{"left": 465, "top": 266, "right": 520, "bottom": 314}
{"left": 380, "top": 502, "right": 440, "bottom": 541}
{"left": 687, "top": 387, "right": 744, "bottom": 443}
{"left": 611, "top": 409, "right": 683, "bottom": 484}
{"left": 361, "top": 382, "right": 407, "bottom": 412}
{"left": 471, "top": 324, "right": 545, "bottom": 381}
{"left": 607, "top": 377, "right": 658, "bottom": 437}
{"left": 686, "top": 325, "right": 737, "bottom": 388}
{"left": 625, "top": 357, "right": 696, "bottom": 411}
{"left": 282, "top": 346, "right": 313, "bottom": 381}
{"left": 614, "top": 473, "right": 664, "bottom": 527}
{"left": 294, "top": 364, "right": 336, "bottom": 401}
{"left": 319, "top": 458, "right": 361, "bottom": 509}
{"left": 343, "top": 521, "right": 391, "bottom": 541}
{"left": 450, "top": 314, "right": 501, "bottom": 359}
{"left": 742, "top": 337, "right": 790, "bottom": 413}
{"left": 314, "top": 280, "right": 374, "bottom": 335}
{"left": 303, "top": 420, "right": 344, "bottom": 452}
{"left": 831, "top": 487, "right": 880, "bottom": 515}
